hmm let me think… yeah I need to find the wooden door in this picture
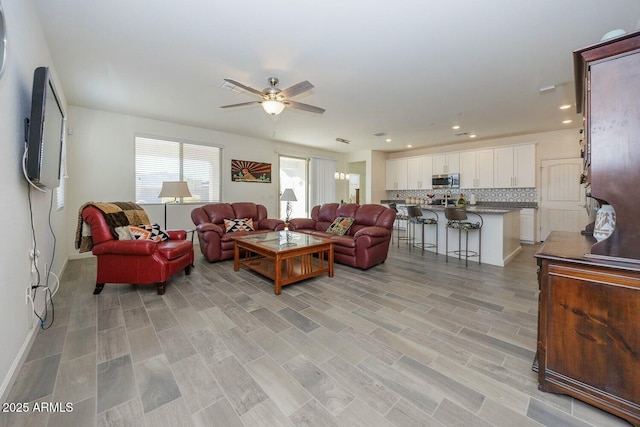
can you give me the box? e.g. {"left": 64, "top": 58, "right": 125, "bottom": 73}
{"left": 540, "top": 158, "right": 588, "bottom": 240}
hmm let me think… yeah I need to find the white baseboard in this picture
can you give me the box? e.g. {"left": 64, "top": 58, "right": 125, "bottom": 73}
{"left": 0, "top": 318, "right": 40, "bottom": 403}
{"left": 68, "top": 251, "right": 94, "bottom": 260}
{"left": 0, "top": 256, "right": 69, "bottom": 402}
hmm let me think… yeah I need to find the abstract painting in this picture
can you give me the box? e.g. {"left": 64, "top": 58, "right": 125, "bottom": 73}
{"left": 231, "top": 159, "right": 272, "bottom": 183}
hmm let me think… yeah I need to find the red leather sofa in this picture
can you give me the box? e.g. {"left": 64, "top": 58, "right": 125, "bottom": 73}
{"left": 81, "top": 205, "right": 194, "bottom": 295}
{"left": 288, "top": 203, "right": 396, "bottom": 269}
{"left": 191, "top": 202, "right": 285, "bottom": 262}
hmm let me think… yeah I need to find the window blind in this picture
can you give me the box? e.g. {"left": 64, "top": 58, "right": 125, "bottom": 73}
{"left": 135, "top": 136, "right": 221, "bottom": 203}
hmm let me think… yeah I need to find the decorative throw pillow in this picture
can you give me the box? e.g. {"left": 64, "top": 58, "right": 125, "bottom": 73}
{"left": 128, "top": 224, "right": 170, "bottom": 242}
{"left": 224, "top": 218, "right": 255, "bottom": 233}
{"left": 326, "top": 217, "right": 355, "bottom": 236}
{"left": 115, "top": 226, "right": 133, "bottom": 240}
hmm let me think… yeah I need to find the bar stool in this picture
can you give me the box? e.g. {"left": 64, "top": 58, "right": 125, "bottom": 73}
{"left": 406, "top": 205, "right": 438, "bottom": 255}
{"left": 388, "top": 203, "right": 409, "bottom": 247}
{"left": 402, "top": 205, "right": 420, "bottom": 251}
{"left": 445, "top": 207, "right": 483, "bottom": 267}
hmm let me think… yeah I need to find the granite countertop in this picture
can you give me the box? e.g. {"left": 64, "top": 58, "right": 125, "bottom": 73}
{"left": 380, "top": 200, "right": 538, "bottom": 209}
{"left": 421, "top": 205, "right": 517, "bottom": 214}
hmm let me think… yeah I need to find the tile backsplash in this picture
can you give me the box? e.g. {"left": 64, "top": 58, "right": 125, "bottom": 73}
{"left": 387, "top": 188, "right": 537, "bottom": 204}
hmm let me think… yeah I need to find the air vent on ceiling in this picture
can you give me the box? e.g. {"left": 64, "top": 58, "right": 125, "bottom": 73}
{"left": 455, "top": 132, "right": 468, "bottom": 137}
{"left": 373, "top": 132, "right": 387, "bottom": 137}
{"left": 336, "top": 137, "right": 350, "bottom": 144}
{"left": 219, "top": 81, "right": 244, "bottom": 93}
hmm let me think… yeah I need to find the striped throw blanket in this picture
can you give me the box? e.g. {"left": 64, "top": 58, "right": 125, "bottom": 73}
{"left": 75, "top": 202, "right": 150, "bottom": 253}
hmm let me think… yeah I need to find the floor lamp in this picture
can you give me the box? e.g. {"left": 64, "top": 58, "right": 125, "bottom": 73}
{"left": 158, "top": 181, "right": 192, "bottom": 229}
{"left": 280, "top": 188, "right": 297, "bottom": 225}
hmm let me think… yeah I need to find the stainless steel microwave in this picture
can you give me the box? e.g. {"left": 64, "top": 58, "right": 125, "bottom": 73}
{"left": 432, "top": 173, "right": 460, "bottom": 189}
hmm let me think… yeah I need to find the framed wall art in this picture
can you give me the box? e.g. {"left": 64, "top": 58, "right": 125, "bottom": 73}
{"left": 231, "top": 159, "right": 272, "bottom": 183}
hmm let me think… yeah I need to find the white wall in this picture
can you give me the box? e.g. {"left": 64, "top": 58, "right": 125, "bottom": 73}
{"left": 0, "top": 0, "right": 68, "bottom": 399}
{"left": 348, "top": 149, "right": 388, "bottom": 206}
{"left": 64, "top": 106, "right": 343, "bottom": 256}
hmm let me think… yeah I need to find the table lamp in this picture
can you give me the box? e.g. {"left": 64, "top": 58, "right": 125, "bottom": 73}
{"left": 280, "top": 188, "right": 297, "bottom": 224}
{"left": 158, "top": 181, "right": 192, "bottom": 229}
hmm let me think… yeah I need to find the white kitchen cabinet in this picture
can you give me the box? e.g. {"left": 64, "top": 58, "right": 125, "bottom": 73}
{"left": 520, "top": 208, "right": 536, "bottom": 242}
{"left": 385, "top": 158, "right": 408, "bottom": 190}
{"left": 433, "top": 152, "right": 460, "bottom": 175}
{"left": 494, "top": 144, "right": 536, "bottom": 188}
{"left": 460, "top": 149, "right": 494, "bottom": 189}
{"left": 407, "top": 156, "right": 433, "bottom": 189}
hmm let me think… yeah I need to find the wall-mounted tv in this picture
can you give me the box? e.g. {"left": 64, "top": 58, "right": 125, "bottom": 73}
{"left": 25, "top": 66, "right": 65, "bottom": 190}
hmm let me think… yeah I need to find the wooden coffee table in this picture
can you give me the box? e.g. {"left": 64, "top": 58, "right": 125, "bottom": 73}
{"left": 231, "top": 231, "right": 334, "bottom": 294}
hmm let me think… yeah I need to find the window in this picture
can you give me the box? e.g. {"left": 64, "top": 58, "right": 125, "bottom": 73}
{"left": 56, "top": 176, "right": 65, "bottom": 210}
{"left": 279, "top": 156, "right": 309, "bottom": 219}
{"left": 56, "top": 132, "right": 67, "bottom": 210}
{"left": 135, "top": 136, "right": 221, "bottom": 204}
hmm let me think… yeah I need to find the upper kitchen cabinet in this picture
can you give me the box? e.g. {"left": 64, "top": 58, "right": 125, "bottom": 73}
{"left": 460, "top": 149, "right": 494, "bottom": 189}
{"left": 385, "top": 158, "right": 408, "bottom": 190}
{"left": 433, "top": 153, "right": 460, "bottom": 175}
{"left": 407, "top": 156, "right": 433, "bottom": 190}
{"left": 494, "top": 144, "right": 536, "bottom": 188}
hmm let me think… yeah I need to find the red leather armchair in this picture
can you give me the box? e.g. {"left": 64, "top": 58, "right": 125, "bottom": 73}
{"left": 191, "top": 202, "right": 285, "bottom": 262}
{"left": 288, "top": 203, "right": 396, "bottom": 269}
{"left": 81, "top": 206, "right": 194, "bottom": 295}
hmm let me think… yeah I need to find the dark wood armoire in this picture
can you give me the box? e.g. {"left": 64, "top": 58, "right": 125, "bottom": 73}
{"left": 575, "top": 30, "right": 640, "bottom": 261}
{"left": 535, "top": 31, "right": 640, "bottom": 427}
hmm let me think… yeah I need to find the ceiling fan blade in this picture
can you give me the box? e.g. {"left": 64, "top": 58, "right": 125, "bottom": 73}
{"left": 223, "top": 79, "right": 264, "bottom": 97}
{"left": 285, "top": 100, "right": 325, "bottom": 114}
{"left": 280, "top": 80, "right": 314, "bottom": 98}
{"left": 220, "top": 101, "right": 260, "bottom": 109}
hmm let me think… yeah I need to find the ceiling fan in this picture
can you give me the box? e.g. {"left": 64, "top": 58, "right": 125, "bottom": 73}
{"left": 220, "top": 77, "right": 325, "bottom": 116}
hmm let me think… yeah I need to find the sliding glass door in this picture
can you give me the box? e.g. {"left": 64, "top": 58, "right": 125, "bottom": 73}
{"left": 279, "top": 156, "right": 308, "bottom": 220}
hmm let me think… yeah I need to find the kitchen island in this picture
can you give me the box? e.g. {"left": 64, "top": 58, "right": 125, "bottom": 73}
{"left": 394, "top": 204, "right": 521, "bottom": 267}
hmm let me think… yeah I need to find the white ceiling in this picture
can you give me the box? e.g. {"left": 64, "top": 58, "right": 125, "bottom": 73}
{"left": 34, "top": 0, "right": 640, "bottom": 154}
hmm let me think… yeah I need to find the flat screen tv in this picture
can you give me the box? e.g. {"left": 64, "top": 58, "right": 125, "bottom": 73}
{"left": 25, "top": 66, "right": 65, "bottom": 190}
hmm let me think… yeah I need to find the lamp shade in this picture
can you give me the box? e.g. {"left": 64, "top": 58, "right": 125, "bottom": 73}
{"left": 158, "top": 181, "right": 192, "bottom": 200}
{"left": 280, "top": 188, "right": 297, "bottom": 202}
{"left": 262, "top": 100, "right": 286, "bottom": 115}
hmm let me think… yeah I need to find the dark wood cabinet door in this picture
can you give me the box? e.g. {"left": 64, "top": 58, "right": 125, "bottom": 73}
{"left": 546, "top": 267, "right": 609, "bottom": 389}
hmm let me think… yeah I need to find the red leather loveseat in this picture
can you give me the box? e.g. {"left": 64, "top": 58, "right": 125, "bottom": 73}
{"left": 288, "top": 203, "right": 396, "bottom": 269}
{"left": 191, "top": 202, "right": 285, "bottom": 262}
{"left": 80, "top": 204, "right": 194, "bottom": 295}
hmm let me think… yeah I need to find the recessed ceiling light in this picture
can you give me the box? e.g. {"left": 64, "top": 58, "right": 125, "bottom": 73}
{"left": 560, "top": 104, "right": 571, "bottom": 110}
{"left": 407, "top": 144, "right": 412, "bottom": 148}
{"left": 452, "top": 125, "right": 460, "bottom": 130}
{"left": 386, "top": 138, "right": 392, "bottom": 142}
{"left": 562, "top": 120, "right": 573, "bottom": 124}
{"left": 469, "top": 134, "right": 477, "bottom": 138}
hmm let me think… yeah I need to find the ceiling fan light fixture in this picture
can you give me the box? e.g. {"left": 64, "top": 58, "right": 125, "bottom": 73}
{"left": 262, "top": 100, "right": 285, "bottom": 115}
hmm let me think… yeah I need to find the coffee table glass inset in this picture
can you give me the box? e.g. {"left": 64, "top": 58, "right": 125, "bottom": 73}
{"left": 231, "top": 231, "right": 334, "bottom": 294}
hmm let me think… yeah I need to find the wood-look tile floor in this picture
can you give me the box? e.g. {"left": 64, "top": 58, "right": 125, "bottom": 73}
{"left": 2, "top": 242, "right": 633, "bottom": 427}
